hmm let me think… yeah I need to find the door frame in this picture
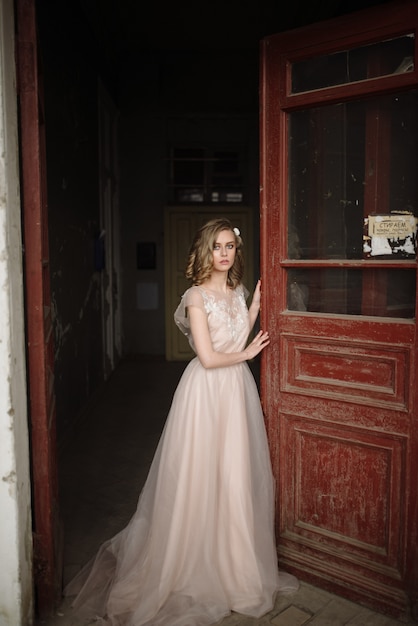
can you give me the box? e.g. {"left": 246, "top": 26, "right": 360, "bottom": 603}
{"left": 0, "top": 0, "right": 34, "bottom": 622}
{"left": 16, "top": 0, "right": 61, "bottom": 616}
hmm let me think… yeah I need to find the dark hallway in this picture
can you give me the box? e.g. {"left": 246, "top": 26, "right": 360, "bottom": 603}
{"left": 59, "top": 357, "right": 187, "bottom": 581}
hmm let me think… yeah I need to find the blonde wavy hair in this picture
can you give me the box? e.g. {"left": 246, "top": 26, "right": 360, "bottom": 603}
{"left": 185, "top": 218, "right": 244, "bottom": 288}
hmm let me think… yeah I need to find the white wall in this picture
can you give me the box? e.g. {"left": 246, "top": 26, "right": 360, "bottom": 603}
{"left": 0, "top": 0, "right": 34, "bottom": 624}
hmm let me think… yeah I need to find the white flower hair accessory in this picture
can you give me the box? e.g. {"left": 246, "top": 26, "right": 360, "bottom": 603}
{"left": 233, "top": 227, "right": 240, "bottom": 237}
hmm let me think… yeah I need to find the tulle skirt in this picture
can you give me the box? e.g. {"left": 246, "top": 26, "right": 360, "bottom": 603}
{"left": 64, "top": 358, "right": 298, "bottom": 625}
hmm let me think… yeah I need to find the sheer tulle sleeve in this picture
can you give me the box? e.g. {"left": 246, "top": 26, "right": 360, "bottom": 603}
{"left": 173, "top": 287, "right": 205, "bottom": 344}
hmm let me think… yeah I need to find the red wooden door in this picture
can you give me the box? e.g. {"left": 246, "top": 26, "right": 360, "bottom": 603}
{"left": 260, "top": 1, "right": 418, "bottom": 621}
{"left": 16, "top": 0, "right": 61, "bottom": 617}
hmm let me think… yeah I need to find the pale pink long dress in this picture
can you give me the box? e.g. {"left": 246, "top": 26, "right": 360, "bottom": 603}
{"left": 64, "top": 284, "right": 298, "bottom": 625}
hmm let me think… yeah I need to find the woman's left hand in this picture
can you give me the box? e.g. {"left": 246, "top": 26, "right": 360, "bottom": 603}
{"left": 245, "top": 329, "right": 270, "bottom": 360}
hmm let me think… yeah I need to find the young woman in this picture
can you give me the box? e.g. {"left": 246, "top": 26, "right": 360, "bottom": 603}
{"left": 65, "top": 218, "right": 298, "bottom": 625}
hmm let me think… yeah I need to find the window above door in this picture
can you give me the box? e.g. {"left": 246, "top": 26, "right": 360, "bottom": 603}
{"left": 167, "top": 146, "right": 247, "bottom": 205}
{"left": 291, "top": 33, "right": 415, "bottom": 94}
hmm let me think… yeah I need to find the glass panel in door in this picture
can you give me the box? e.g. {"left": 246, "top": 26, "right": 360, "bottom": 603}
{"left": 287, "top": 90, "right": 418, "bottom": 317}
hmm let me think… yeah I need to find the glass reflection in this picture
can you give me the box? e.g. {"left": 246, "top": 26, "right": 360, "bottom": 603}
{"left": 288, "top": 268, "right": 416, "bottom": 318}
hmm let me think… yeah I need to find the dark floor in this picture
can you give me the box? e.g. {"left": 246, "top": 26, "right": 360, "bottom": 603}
{"left": 37, "top": 356, "right": 416, "bottom": 626}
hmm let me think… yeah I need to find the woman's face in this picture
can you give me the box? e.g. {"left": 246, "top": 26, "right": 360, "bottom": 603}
{"left": 211, "top": 229, "right": 236, "bottom": 274}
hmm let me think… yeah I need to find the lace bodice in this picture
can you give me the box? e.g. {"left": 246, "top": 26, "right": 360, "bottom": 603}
{"left": 174, "top": 284, "right": 250, "bottom": 353}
